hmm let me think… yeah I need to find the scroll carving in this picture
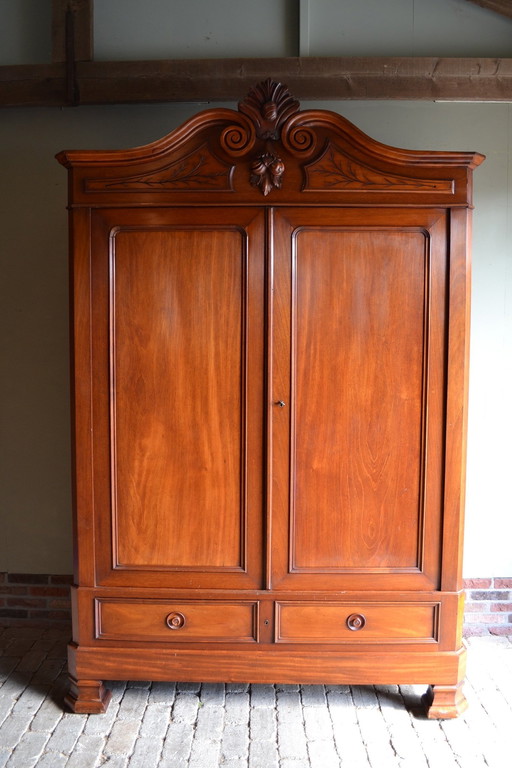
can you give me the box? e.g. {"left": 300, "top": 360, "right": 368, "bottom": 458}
{"left": 86, "top": 145, "right": 233, "bottom": 192}
{"left": 305, "top": 143, "right": 454, "bottom": 193}
{"left": 236, "top": 79, "right": 300, "bottom": 196}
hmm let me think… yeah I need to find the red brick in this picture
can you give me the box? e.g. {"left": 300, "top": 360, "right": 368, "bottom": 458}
{"left": 48, "top": 598, "right": 71, "bottom": 610}
{"left": 464, "top": 614, "right": 507, "bottom": 624}
{"left": 7, "top": 573, "right": 50, "bottom": 584}
{"left": 463, "top": 578, "right": 492, "bottom": 589}
{"left": 494, "top": 578, "right": 512, "bottom": 589}
{"left": 464, "top": 602, "right": 488, "bottom": 612}
{"left": 0, "top": 573, "right": 7, "bottom": 584}
{"left": 6, "top": 597, "right": 41, "bottom": 609}
{"left": 470, "top": 590, "right": 509, "bottom": 601}
{"left": 0, "top": 586, "right": 28, "bottom": 596}
{"left": 27, "top": 609, "right": 70, "bottom": 622}
{"left": 29, "top": 586, "right": 69, "bottom": 597}
{"left": 463, "top": 625, "right": 489, "bottom": 636}
{"left": 490, "top": 625, "right": 512, "bottom": 636}
{"left": 0, "top": 608, "right": 28, "bottom": 618}
{"left": 490, "top": 603, "right": 512, "bottom": 612}
{"left": 50, "top": 575, "right": 73, "bottom": 585}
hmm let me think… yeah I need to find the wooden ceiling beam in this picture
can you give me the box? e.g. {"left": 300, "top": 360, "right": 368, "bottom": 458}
{"left": 464, "top": 0, "right": 512, "bottom": 20}
{"left": 1, "top": 57, "right": 511, "bottom": 107}
{"left": 52, "top": 0, "right": 93, "bottom": 63}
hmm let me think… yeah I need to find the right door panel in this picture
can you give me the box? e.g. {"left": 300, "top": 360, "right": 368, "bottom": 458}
{"left": 270, "top": 208, "right": 448, "bottom": 591}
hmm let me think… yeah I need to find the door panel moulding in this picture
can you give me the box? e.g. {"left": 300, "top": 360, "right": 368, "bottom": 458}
{"left": 1, "top": 57, "right": 512, "bottom": 106}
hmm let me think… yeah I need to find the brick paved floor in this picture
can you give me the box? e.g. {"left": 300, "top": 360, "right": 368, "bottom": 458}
{"left": 0, "top": 626, "right": 510, "bottom": 767}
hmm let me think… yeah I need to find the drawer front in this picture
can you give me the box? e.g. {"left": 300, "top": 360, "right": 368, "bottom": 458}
{"left": 96, "top": 599, "right": 259, "bottom": 643}
{"left": 275, "top": 602, "right": 439, "bottom": 644}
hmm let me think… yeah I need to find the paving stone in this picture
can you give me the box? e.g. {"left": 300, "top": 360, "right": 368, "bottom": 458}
{"left": 44, "top": 712, "right": 86, "bottom": 755}
{"left": 224, "top": 692, "right": 250, "bottom": 725}
{"left": 117, "top": 687, "right": 150, "bottom": 720}
{"left": 148, "top": 681, "right": 176, "bottom": 705}
{"left": 11, "top": 682, "right": 50, "bottom": 718}
{"left": 31, "top": 658, "right": 65, "bottom": 685}
{"left": 0, "top": 696, "right": 15, "bottom": 730}
{"left": 307, "top": 739, "right": 340, "bottom": 768}
{"left": 15, "top": 649, "right": 47, "bottom": 673}
{"left": 226, "top": 682, "right": 249, "bottom": 693}
{"left": 276, "top": 683, "right": 300, "bottom": 693}
{"left": 250, "top": 683, "right": 275, "bottom": 708}
{"left": 171, "top": 693, "right": 199, "bottom": 724}
{"left": 221, "top": 723, "right": 249, "bottom": 759}
{"left": 195, "top": 703, "right": 224, "bottom": 740}
{"left": 0, "top": 658, "right": 19, "bottom": 683}
{"left": 0, "top": 713, "right": 31, "bottom": 750}
{"left": 276, "top": 691, "right": 303, "bottom": 723}
{"left": 280, "top": 760, "right": 310, "bottom": 768}
{"left": 303, "top": 705, "right": 334, "bottom": 741}
{"left": 188, "top": 737, "right": 222, "bottom": 768}
{"left": 5, "top": 730, "right": 49, "bottom": 768}
{"left": 65, "top": 733, "right": 106, "bottom": 768}
{"left": 126, "top": 680, "right": 151, "bottom": 689}
{"left": 277, "top": 717, "right": 308, "bottom": 759}
{"left": 126, "top": 735, "right": 164, "bottom": 767}
{"left": 139, "top": 702, "right": 170, "bottom": 740}
{"left": 351, "top": 685, "right": 380, "bottom": 709}
{"left": 248, "top": 739, "right": 279, "bottom": 768}
{"left": 30, "top": 694, "right": 64, "bottom": 732}
{"left": 250, "top": 705, "right": 276, "bottom": 740}
{"left": 161, "top": 721, "right": 194, "bottom": 763}
{"left": 200, "top": 682, "right": 225, "bottom": 706}
{"left": 0, "top": 626, "right": 510, "bottom": 768}
{"left": 177, "top": 681, "right": 201, "bottom": 693}
{"left": 102, "top": 718, "right": 140, "bottom": 758}
{"left": 30, "top": 750, "right": 68, "bottom": 768}
{"left": 301, "top": 684, "right": 327, "bottom": 707}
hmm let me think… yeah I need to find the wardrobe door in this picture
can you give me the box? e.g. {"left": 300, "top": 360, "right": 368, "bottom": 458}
{"left": 270, "top": 208, "right": 448, "bottom": 592}
{"left": 88, "top": 207, "right": 265, "bottom": 589}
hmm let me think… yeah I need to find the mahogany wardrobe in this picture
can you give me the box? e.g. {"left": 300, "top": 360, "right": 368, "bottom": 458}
{"left": 57, "top": 80, "right": 484, "bottom": 718}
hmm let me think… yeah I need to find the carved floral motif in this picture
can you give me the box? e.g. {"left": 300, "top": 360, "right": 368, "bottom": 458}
{"left": 305, "top": 143, "right": 454, "bottom": 193}
{"left": 86, "top": 145, "right": 232, "bottom": 192}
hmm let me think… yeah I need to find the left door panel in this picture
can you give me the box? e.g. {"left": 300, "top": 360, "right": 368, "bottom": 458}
{"left": 86, "top": 208, "right": 265, "bottom": 589}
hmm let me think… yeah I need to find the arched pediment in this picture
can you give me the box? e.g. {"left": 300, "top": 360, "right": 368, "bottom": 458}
{"left": 57, "top": 79, "right": 484, "bottom": 207}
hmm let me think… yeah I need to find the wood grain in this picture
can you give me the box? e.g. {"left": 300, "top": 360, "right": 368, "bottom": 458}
{"left": 60, "top": 82, "right": 480, "bottom": 717}
{"left": 112, "top": 228, "right": 244, "bottom": 570}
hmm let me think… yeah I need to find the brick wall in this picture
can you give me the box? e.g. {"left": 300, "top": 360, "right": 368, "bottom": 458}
{"left": 0, "top": 573, "right": 72, "bottom": 626}
{"left": 1, "top": 573, "right": 511, "bottom": 635}
{"left": 463, "top": 577, "right": 512, "bottom": 636}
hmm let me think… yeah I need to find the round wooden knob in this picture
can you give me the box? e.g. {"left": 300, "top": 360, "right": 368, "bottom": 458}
{"left": 166, "top": 611, "right": 186, "bottom": 630}
{"left": 346, "top": 613, "right": 366, "bottom": 631}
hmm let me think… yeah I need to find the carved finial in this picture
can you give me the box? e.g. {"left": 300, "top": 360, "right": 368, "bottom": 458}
{"left": 239, "top": 79, "right": 300, "bottom": 141}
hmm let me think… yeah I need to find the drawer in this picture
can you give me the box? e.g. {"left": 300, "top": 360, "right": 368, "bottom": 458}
{"left": 275, "top": 601, "right": 439, "bottom": 644}
{"left": 95, "top": 599, "right": 259, "bottom": 643}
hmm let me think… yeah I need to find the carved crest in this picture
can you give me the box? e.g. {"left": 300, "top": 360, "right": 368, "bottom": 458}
{"left": 239, "top": 79, "right": 299, "bottom": 141}
{"left": 237, "top": 79, "right": 299, "bottom": 196}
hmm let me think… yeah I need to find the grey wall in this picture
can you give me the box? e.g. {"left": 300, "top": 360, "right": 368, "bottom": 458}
{"left": 0, "top": 0, "right": 511, "bottom": 577}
